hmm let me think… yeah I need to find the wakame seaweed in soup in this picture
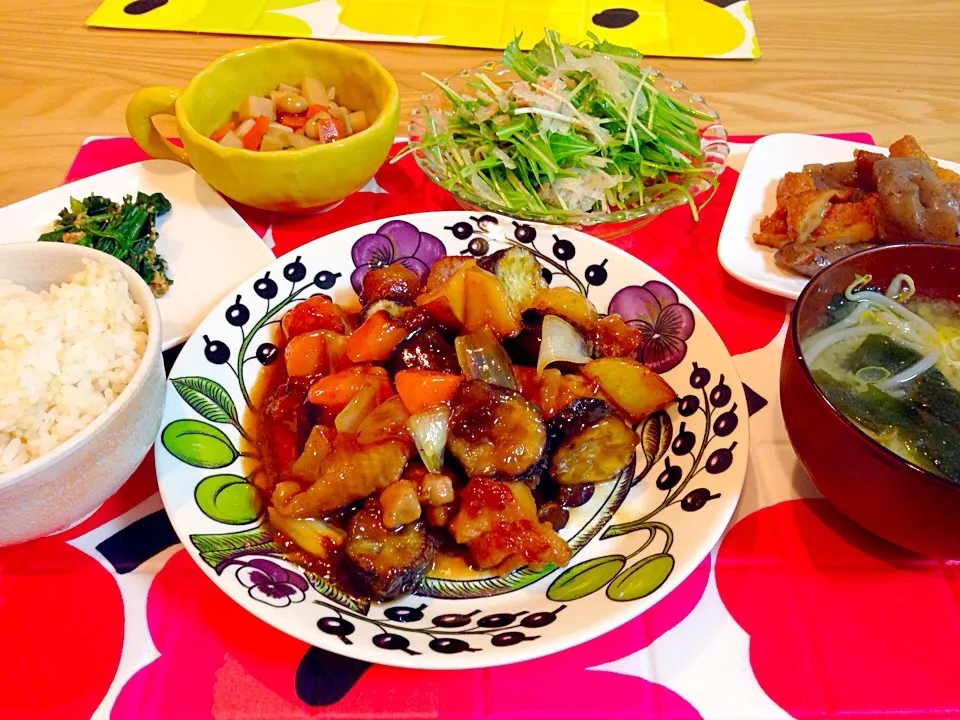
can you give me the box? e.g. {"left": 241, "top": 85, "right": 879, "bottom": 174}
{"left": 803, "top": 274, "right": 960, "bottom": 483}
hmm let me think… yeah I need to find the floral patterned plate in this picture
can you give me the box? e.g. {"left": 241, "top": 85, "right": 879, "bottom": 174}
{"left": 155, "top": 211, "right": 748, "bottom": 669}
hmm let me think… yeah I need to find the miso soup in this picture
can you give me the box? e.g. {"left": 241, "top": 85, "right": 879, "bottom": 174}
{"left": 803, "top": 274, "right": 960, "bottom": 483}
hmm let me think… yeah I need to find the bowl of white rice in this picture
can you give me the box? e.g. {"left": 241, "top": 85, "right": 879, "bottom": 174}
{"left": 0, "top": 242, "right": 164, "bottom": 545}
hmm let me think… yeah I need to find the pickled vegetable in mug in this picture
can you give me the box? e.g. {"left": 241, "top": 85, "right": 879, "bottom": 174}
{"left": 211, "top": 76, "right": 371, "bottom": 151}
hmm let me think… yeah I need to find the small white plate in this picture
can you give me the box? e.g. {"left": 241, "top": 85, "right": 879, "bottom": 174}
{"left": 717, "top": 133, "right": 960, "bottom": 299}
{"left": 0, "top": 159, "right": 274, "bottom": 350}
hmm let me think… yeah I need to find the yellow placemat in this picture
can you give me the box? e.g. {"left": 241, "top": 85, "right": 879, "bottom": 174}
{"left": 87, "top": 0, "right": 760, "bottom": 59}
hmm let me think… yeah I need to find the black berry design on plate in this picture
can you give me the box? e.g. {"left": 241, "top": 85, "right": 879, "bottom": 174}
{"left": 467, "top": 237, "right": 489, "bottom": 257}
{"left": 681, "top": 488, "right": 720, "bottom": 512}
{"left": 713, "top": 406, "right": 739, "bottom": 437}
{"left": 541, "top": 267, "right": 553, "bottom": 284}
{"left": 677, "top": 394, "right": 700, "bottom": 417}
{"left": 284, "top": 256, "right": 307, "bottom": 283}
{"left": 656, "top": 457, "right": 683, "bottom": 490}
{"left": 254, "top": 272, "right": 279, "bottom": 300}
{"left": 203, "top": 335, "right": 230, "bottom": 365}
{"left": 225, "top": 296, "right": 250, "bottom": 327}
{"left": 372, "top": 632, "right": 420, "bottom": 655}
{"left": 317, "top": 617, "right": 355, "bottom": 644}
{"left": 432, "top": 611, "right": 479, "bottom": 628}
{"left": 477, "top": 612, "right": 525, "bottom": 629}
{"left": 520, "top": 607, "right": 565, "bottom": 628}
{"left": 552, "top": 235, "right": 575, "bottom": 261}
{"left": 513, "top": 222, "right": 536, "bottom": 243}
{"left": 475, "top": 214, "right": 499, "bottom": 230}
{"left": 429, "top": 638, "right": 479, "bottom": 654}
{"left": 256, "top": 342, "right": 279, "bottom": 366}
{"left": 706, "top": 442, "right": 737, "bottom": 474}
{"left": 491, "top": 631, "right": 537, "bottom": 647}
{"left": 671, "top": 422, "right": 696, "bottom": 455}
{"left": 447, "top": 222, "right": 473, "bottom": 240}
{"left": 384, "top": 604, "right": 426, "bottom": 623}
{"left": 689, "top": 363, "right": 711, "bottom": 389}
{"left": 709, "top": 375, "right": 732, "bottom": 407}
{"left": 585, "top": 259, "right": 608, "bottom": 286}
{"left": 314, "top": 270, "right": 340, "bottom": 290}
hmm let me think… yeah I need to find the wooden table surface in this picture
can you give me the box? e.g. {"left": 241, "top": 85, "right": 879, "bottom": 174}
{"left": 1, "top": 0, "right": 959, "bottom": 206}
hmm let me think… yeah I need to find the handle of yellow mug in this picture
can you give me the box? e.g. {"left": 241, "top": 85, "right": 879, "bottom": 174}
{"left": 126, "top": 86, "right": 191, "bottom": 166}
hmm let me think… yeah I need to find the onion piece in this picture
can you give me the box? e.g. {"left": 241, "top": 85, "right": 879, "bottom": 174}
{"left": 537, "top": 315, "right": 592, "bottom": 375}
{"left": 268, "top": 508, "right": 345, "bottom": 559}
{"left": 455, "top": 328, "right": 517, "bottom": 389}
{"left": 335, "top": 381, "right": 380, "bottom": 434}
{"left": 408, "top": 405, "right": 450, "bottom": 473}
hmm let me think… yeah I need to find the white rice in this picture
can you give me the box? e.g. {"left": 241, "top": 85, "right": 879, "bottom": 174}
{"left": 0, "top": 259, "right": 148, "bottom": 473}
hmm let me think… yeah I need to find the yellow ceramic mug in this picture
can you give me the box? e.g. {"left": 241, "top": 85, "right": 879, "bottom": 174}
{"left": 127, "top": 40, "right": 400, "bottom": 212}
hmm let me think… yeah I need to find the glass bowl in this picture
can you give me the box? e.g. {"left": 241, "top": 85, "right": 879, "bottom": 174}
{"left": 407, "top": 61, "right": 729, "bottom": 241}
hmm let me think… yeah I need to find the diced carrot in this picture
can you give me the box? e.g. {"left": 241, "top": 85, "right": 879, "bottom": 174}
{"left": 511, "top": 365, "right": 538, "bottom": 402}
{"left": 345, "top": 310, "right": 408, "bottom": 362}
{"left": 280, "top": 113, "right": 308, "bottom": 130}
{"left": 284, "top": 330, "right": 349, "bottom": 377}
{"left": 316, "top": 117, "right": 346, "bottom": 144}
{"left": 306, "top": 104, "right": 327, "bottom": 118}
{"left": 210, "top": 120, "right": 236, "bottom": 142}
{"left": 241, "top": 115, "right": 270, "bottom": 150}
{"left": 395, "top": 370, "right": 464, "bottom": 414}
{"left": 281, "top": 295, "right": 346, "bottom": 340}
{"left": 308, "top": 366, "right": 391, "bottom": 407}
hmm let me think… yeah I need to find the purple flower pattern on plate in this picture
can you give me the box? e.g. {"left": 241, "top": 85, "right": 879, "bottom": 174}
{"left": 608, "top": 281, "right": 695, "bottom": 373}
{"left": 350, "top": 220, "right": 445, "bottom": 293}
{"left": 236, "top": 558, "right": 309, "bottom": 608}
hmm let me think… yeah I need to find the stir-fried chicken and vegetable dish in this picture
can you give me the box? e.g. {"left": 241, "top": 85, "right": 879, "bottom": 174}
{"left": 249, "top": 246, "right": 676, "bottom": 601}
{"left": 755, "top": 135, "right": 960, "bottom": 277}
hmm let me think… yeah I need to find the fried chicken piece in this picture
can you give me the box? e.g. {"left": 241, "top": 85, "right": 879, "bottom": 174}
{"left": 784, "top": 188, "right": 856, "bottom": 244}
{"left": 775, "top": 171, "right": 818, "bottom": 206}
{"left": 808, "top": 194, "right": 879, "bottom": 246}
{"left": 889, "top": 135, "right": 960, "bottom": 184}
{"left": 754, "top": 206, "right": 790, "bottom": 247}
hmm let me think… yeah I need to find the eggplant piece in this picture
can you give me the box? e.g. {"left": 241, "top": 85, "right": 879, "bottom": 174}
{"left": 503, "top": 318, "right": 543, "bottom": 366}
{"left": 360, "top": 263, "right": 421, "bottom": 306}
{"left": 555, "top": 482, "right": 595, "bottom": 508}
{"left": 477, "top": 246, "right": 546, "bottom": 311}
{"left": 387, "top": 325, "right": 460, "bottom": 375}
{"left": 345, "top": 498, "right": 437, "bottom": 601}
{"left": 448, "top": 379, "right": 547, "bottom": 479}
{"left": 537, "top": 501, "right": 569, "bottom": 531}
{"left": 547, "top": 397, "right": 637, "bottom": 485}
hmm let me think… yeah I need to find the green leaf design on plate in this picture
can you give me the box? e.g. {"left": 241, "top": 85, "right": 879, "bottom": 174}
{"left": 191, "top": 525, "right": 280, "bottom": 573}
{"left": 305, "top": 570, "right": 371, "bottom": 616}
{"left": 547, "top": 555, "right": 626, "bottom": 602}
{"left": 639, "top": 411, "right": 672, "bottom": 475}
{"left": 162, "top": 419, "right": 238, "bottom": 469}
{"left": 606, "top": 553, "right": 675, "bottom": 601}
{"left": 195, "top": 474, "right": 263, "bottom": 525}
{"left": 171, "top": 376, "right": 240, "bottom": 427}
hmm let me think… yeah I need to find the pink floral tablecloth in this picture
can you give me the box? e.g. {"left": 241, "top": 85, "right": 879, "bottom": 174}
{"left": 2, "top": 134, "right": 959, "bottom": 720}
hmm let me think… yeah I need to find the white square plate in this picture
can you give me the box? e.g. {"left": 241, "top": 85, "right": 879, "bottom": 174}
{"left": 717, "top": 133, "right": 960, "bottom": 300}
{"left": 0, "top": 160, "right": 274, "bottom": 350}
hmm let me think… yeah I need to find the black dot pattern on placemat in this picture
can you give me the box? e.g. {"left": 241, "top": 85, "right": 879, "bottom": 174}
{"left": 95, "top": 509, "right": 179, "bottom": 575}
{"left": 743, "top": 383, "right": 769, "bottom": 416}
{"left": 592, "top": 8, "right": 639, "bottom": 28}
{"left": 124, "top": 0, "right": 168, "bottom": 14}
{"left": 295, "top": 647, "right": 370, "bottom": 706}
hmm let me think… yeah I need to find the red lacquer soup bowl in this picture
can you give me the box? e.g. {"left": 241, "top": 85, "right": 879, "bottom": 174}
{"left": 780, "top": 243, "right": 960, "bottom": 558}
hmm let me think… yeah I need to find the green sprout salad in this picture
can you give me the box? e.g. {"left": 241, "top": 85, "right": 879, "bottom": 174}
{"left": 407, "top": 30, "right": 720, "bottom": 221}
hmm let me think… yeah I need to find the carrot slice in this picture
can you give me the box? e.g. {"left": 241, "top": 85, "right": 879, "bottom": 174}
{"left": 345, "top": 311, "right": 408, "bottom": 362}
{"left": 395, "top": 370, "right": 464, "bottom": 414}
{"left": 306, "top": 104, "right": 327, "bottom": 118}
{"left": 280, "top": 113, "right": 308, "bottom": 130}
{"left": 241, "top": 115, "right": 270, "bottom": 150}
{"left": 210, "top": 120, "right": 236, "bottom": 142}
{"left": 308, "top": 366, "right": 390, "bottom": 407}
